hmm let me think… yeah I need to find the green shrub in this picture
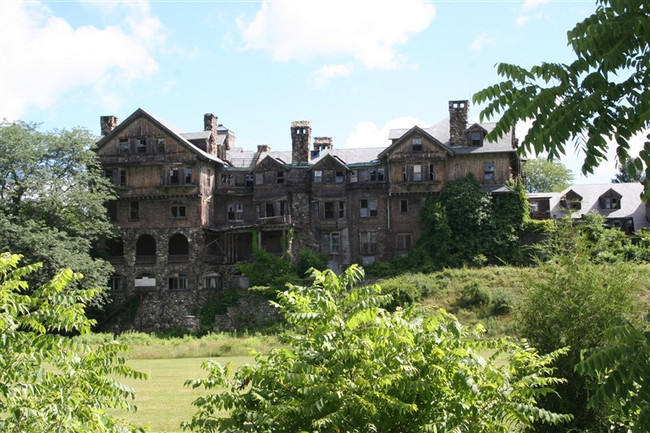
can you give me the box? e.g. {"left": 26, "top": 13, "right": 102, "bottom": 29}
{"left": 491, "top": 287, "right": 515, "bottom": 315}
{"left": 459, "top": 281, "right": 492, "bottom": 308}
{"left": 296, "top": 248, "right": 328, "bottom": 277}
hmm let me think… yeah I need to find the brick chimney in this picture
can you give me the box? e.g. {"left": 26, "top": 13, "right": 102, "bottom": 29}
{"left": 448, "top": 100, "right": 468, "bottom": 146}
{"left": 100, "top": 116, "right": 118, "bottom": 136}
{"left": 291, "top": 121, "right": 311, "bottom": 165}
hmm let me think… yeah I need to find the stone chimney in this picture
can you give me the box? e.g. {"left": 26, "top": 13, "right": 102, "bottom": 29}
{"left": 204, "top": 113, "right": 218, "bottom": 135}
{"left": 448, "top": 100, "right": 468, "bottom": 146}
{"left": 257, "top": 144, "right": 271, "bottom": 153}
{"left": 100, "top": 116, "right": 118, "bottom": 136}
{"left": 204, "top": 113, "right": 220, "bottom": 157}
{"left": 313, "top": 137, "right": 333, "bottom": 153}
{"left": 291, "top": 121, "right": 311, "bottom": 165}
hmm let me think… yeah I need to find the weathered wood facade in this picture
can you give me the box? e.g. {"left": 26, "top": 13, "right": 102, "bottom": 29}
{"left": 96, "top": 100, "right": 520, "bottom": 331}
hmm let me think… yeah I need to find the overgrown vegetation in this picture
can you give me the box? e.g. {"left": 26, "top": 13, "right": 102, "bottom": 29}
{"left": 0, "top": 252, "right": 145, "bottom": 432}
{"left": 184, "top": 266, "right": 570, "bottom": 433}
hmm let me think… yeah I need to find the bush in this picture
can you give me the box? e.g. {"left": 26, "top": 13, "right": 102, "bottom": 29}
{"left": 184, "top": 265, "right": 570, "bottom": 433}
{"left": 377, "top": 273, "right": 436, "bottom": 311}
{"left": 296, "top": 248, "right": 328, "bottom": 277}
{"left": 459, "top": 281, "right": 492, "bottom": 308}
{"left": 491, "top": 287, "right": 515, "bottom": 315}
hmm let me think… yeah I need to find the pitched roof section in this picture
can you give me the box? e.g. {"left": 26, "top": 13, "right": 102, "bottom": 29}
{"left": 546, "top": 183, "right": 648, "bottom": 231}
{"left": 378, "top": 125, "right": 453, "bottom": 159}
{"left": 96, "top": 108, "right": 226, "bottom": 165}
{"left": 389, "top": 118, "right": 515, "bottom": 155}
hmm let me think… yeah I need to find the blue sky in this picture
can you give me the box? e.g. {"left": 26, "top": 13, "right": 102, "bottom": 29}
{"left": 0, "top": 0, "right": 637, "bottom": 183}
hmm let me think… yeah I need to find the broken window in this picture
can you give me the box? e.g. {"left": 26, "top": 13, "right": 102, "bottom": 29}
{"left": 129, "top": 201, "right": 139, "bottom": 220}
{"left": 412, "top": 137, "right": 423, "bottom": 152}
{"left": 314, "top": 170, "right": 323, "bottom": 183}
{"left": 396, "top": 233, "right": 412, "bottom": 250}
{"left": 168, "top": 274, "right": 188, "bottom": 290}
{"left": 156, "top": 138, "right": 165, "bottom": 153}
{"left": 471, "top": 132, "right": 483, "bottom": 146}
{"left": 185, "top": 168, "right": 192, "bottom": 184}
{"left": 276, "top": 171, "right": 285, "bottom": 184}
{"left": 170, "top": 168, "right": 180, "bottom": 184}
{"left": 202, "top": 272, "right": 220, "bottom": 290}
{"left": 227, "top": 203, "right": 243, "bottom": 221}
{"left": 413, "top": 164, "right": 422, "bottom": 182}
{"left": 136, "top": 138, "right": 146, "bottom": 153}
{"left": 360, "top": 199, "right": 378, "bottom": 218}
{"left": 338, "top": 201, "right": 345, "bottom": 218}
{"left": 119, "top": 138, "right": 129, "bottom": 154}
{"left": 171, "top": 203, "right": 186, "bottom": 218}
{"left": 335, "top": 170, "right": 344, "bottom": 183}
{"left": 110, "top": 274, "right": 125, "bottom": 291}
{"left": 360, "top": 232, "right": 377, "bottom": 255}
{"left": 484, "top": 162, "right": 495, "bottom": 180}
{"left": 324, "top": 202, "right": 335, "bottom": 219}
{"left": 322, "top": 232, "right": 340, "bottom": 254}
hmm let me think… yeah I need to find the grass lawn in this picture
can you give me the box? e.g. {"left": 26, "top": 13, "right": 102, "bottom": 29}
{"left": 111, "top": 356, "right": 254, "bottom": 433}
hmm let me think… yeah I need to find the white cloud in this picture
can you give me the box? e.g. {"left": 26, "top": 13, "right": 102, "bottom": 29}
{"left": 241, "top": 0, "right": 436, "bottom": 70}
{"left": 345, "top": 116, "right": 428, "bottom": 149}
{"left": 0, "top": 1, "right": 165, "bottom": 120}
{"left": 515, "top": 0, "right": 549, "bottom": 27}
{"left": 310, "top": 64, "right": 353, "bottom": 88}
{"left": 470, "top": 32, "right": 496, "bottom": 51}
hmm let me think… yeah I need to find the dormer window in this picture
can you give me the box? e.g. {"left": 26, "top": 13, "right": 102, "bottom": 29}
{"left": 560, "top": 191, "right": 583, "bottom": 211}
{"left": 599, "top": 190, "right": 622, "bottom": 210}
{"left": 412, "top": 137, "right": 423, "bottom": 152}
{"left": 470, "top": 132, "right": 483, "bottom": 146}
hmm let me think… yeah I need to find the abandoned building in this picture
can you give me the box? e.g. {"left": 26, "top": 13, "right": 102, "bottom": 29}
{"left": 96, "top": 100, "right": 521, "bottom": 331}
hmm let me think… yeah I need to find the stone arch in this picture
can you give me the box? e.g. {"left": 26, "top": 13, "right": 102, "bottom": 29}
{"left": 135, "top": 234, "right": 156, "bottom": 265}
{"left": 168, "top": 233, "right": 189, "bottom": 262}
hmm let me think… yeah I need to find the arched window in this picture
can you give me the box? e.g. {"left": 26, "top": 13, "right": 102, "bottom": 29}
{"left": 168, "top": 233, "right": 189, "bottom": 263}
{"left": 202, "top": 272, "right": 221, "bottom": 290}
{"left": 135, "top": 234, "right": 156, "bottom": 265}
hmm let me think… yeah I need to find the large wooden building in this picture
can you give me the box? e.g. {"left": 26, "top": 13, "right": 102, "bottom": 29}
{"left": 96, "top": 100, "right": 520, "bottom": 331}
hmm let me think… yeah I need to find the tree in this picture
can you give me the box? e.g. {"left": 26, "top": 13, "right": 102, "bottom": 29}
{"left": 522, "top": 158, "right": 573, "bottom": 193}
{"left": 474, "top": 0, "right": 650, "bottom": 193}
{"left": 576, "top": 315, "right": 650, "bottom": 433}
{"left": 517, "top": 218, "right": 642, "bottom": 432}
{"left": 0, "top": 121, "right": 116, "bottom": 298}
{"left": 184, "top": 265, "right": 571, "bottom": 433}
{"left": 612, "top": 161, "right": 647, "bottom": 183}
{"left": 0, "top": 252, "right": 146, "bottom": 432}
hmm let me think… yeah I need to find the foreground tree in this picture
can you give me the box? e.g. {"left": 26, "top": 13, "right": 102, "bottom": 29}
{"left": 474, "top": 0, "right": 650, "bottom": 191}
{"left": 0, "top": 252, "right": 146, "bottom": 432}
{"left": 522, "top": 158, "right": 573, "bottom": 193}
{"left": 0, "top": 121, "right": 116, "bottom": 297}
{"left": 518, "top": 219, "right": 642, "bottom": 432}
{"left": 184, "top": 265, "right": 570, "bottom": 433}
{"left": 576, "top": 315, "right": 650, "bottom": 433}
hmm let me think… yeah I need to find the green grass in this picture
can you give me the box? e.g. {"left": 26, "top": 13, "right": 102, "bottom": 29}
{"left": 111, "top": 356, "right": 254, "bottom": 433}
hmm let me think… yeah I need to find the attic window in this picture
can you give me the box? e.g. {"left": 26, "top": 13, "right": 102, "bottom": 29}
{"left": 600, "top": 195, "right": 621, "bottom": 210}
{"left": 471, "top": 132, "right": 483, "bottom": 146}
{"left": 276, "top": 171, "right": 285, "bottom": 184}
{"left": 137, "top": 138, "right": 146, "bottom": 153}
{"left": 412, "top": 137, "right": 423, "bottom": 151}
{"left": 119, "top": 139, "right": 129, "bottom": 154}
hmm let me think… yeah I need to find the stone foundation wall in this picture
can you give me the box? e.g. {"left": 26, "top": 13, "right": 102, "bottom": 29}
{"left": 214, "top": 292, "right": 281, "bottom": 332}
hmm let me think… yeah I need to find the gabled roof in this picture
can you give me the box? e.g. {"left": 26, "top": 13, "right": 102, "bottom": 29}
{"left": 378, "top": 125, "right": 453, "bottom": 159}
{"left": 465, "top": 123, "right": 488, "bottom": 134}
{"left": 96, "top": 108, "right": 225, "bottom": 165}
{"left": 388, "top": 118, "right": 515, "bottom": 155}
{"left": 310, "top": 153, "right": 352, "bottom": 171}
{"left": 251, "top": 155, "right": 288, "bottom": 172}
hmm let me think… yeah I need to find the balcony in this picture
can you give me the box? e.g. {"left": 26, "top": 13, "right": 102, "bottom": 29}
{"left": 257, "top": 215, "right": 291, "bottom": 226}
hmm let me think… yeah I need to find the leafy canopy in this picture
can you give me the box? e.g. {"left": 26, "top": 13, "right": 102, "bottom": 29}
{"left": 522, "top": 158, "right": 573, "bottom": 193}
{"left": 0, "top": 121, "right": 116, "bottom": 296}
{"left": 517, "top": 217, "right": 642, "bottom": 432}
{"left": 184, "top": 265, "right": 570, "bottom": 433}
{"left": 474, "top": 0, "right": 650, "bottom": 192}
{"left": 0, "top": 252, "right": 146, "bottom": 432}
